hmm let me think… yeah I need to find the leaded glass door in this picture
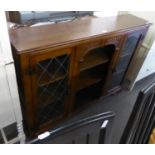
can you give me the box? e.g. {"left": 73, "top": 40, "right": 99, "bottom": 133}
{"left": 30, "top": 48, "right": 72, "bottom": 130}
{"left": 109, "top": 30, "right": 144, "bottom": 91}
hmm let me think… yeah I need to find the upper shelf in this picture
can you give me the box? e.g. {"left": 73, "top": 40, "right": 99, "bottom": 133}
{"left": 79, "top": 48, "right": 109, "bottom": 71}
{"left": 77, "top": 70, "right": 103, "bottom": 90}
{"left": 9, "top": 14, "right": 150, "bottom": 53}
{"left": 38, "top": 71, "right": 66, "bottom": 87}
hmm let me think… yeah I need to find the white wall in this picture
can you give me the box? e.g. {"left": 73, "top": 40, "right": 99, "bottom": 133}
{"left": 136, "top": 41, "right": 155, "bottom": 81}
{"left": 0, "top": 12, "right": 13, "bottom": 64}
{"left": 94, "top": 11, "right": 118, "bottom": 17}
{"left": 0, "top": 64, "right": 16, "bottom": 128}
{"left": 0, "top": 11, "right": 23, "bottom": 128}
{"left": 0, "top": 12, "right": 15, "bottom": 128}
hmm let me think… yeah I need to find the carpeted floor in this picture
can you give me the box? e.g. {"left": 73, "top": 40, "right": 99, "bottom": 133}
{"left": 42, "top": 73, "right": 155, "bottom": 144}
{"left": 1, "top": 73, "right": 155, "bottom": 144}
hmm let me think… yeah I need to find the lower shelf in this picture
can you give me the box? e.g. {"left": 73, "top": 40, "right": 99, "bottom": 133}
{"left": 37, "top": 79, "right": 68, "bottom": 125}
{"left": 74, "top": 82, "right": 102, "bottom": 109}
{"left": 77, "top": 64, "right": 107, "bottom": 90}
{"left": 77, "top": 74, "right": 102, "bottom": 91}
{"left": 38, "top": 100, "right": 65, "bottom": 125}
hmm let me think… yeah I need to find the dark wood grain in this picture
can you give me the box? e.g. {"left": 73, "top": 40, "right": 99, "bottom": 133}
{"left": 9, "top": 14, "right": 149, "bottom": 53}
{"left": 10, "top": 14, "right": 150, "bottom": 138}
{"left": 77, "top": 72, "right": 103, "bottom": 90}
{"left": 79, "top": 50, "right": 109, "bottom": 71}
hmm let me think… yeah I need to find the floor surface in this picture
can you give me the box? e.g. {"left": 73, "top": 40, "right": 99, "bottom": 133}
{"left": 45, "top": 73, "right": 155, "bottom": 144}
{"left": 1, "top": 73, "right": 155, "bottom": 144}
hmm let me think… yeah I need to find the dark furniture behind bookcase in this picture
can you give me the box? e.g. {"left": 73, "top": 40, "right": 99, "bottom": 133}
{"left": 120, "top": 82, "right": 155, "bottom": 144}
{"left": 9, "top": 14, "right": 150, "bottom": 138}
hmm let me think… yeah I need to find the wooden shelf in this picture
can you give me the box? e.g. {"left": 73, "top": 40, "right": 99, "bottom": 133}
{"left": 75, "top": 94, "right": 95, "bottom": 109}
{"left": 38, "top": 85, "right": 57, "bottom": 106}
{"left": 39, "top": 93, "right": 56, "bottom": 107}
{"left": 38, "top": 86, "right": 65, "bottom": 107}
{"left": 77, "top": 71, "right": 103, "bottom": 90}
{"left": 38, "top": 95, "right": 64, "bottom": 124}
{"left": 75, "top": 82, "right": 102, "bottom": 109}
{"left": 79, "top": 49, "right": 109, "bottom": 71}
{"left": 37, "top": 70, "right": 66, "bottom": 87}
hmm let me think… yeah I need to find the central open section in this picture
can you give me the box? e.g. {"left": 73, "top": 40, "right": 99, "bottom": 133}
{"left": 75, "top": 45, "right": 116, "bottom": 108}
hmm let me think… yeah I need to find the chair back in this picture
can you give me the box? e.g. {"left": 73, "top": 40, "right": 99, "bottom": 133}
{"left": 120, "top": 82, "right": 155, "bottom": 144}
{"left": 31, "top": 111, "right": 115, "bottom": 144}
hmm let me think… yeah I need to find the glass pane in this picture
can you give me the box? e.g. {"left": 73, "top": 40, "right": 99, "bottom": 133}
{"left": 36, "top": 54, "right": 70, "bottom": 125}
{"left": 121, "top": 33, "right": 140, "bottom": 56}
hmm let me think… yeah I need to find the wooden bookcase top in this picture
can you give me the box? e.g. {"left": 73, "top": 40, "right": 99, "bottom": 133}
{"left": 9, "top": 14, "right": 150, "bottom": 53}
